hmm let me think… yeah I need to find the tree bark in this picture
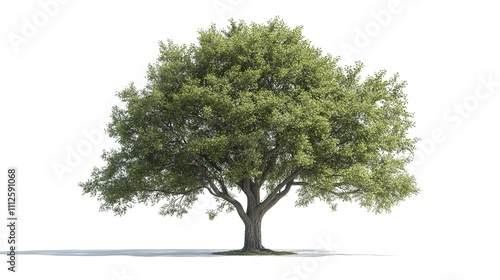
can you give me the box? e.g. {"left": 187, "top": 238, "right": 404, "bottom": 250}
{"left": 241, "top": 213, "right": 265, "bottom": 251}
{"left": 237, "top": 173, "right": 300, "bottom": 252}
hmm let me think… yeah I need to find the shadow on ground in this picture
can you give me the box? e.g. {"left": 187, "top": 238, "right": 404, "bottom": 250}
{"left": 0, "top": 249, "right": 393, "bottom": 257}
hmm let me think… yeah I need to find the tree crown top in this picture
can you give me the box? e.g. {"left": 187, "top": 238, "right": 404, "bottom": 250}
{"left": 80, "top": 17, "right": 418, "bottom": 219}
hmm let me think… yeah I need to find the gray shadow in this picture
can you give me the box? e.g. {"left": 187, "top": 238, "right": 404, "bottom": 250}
{"left": 0, "top": 249, "right": 394, "bottom": 257}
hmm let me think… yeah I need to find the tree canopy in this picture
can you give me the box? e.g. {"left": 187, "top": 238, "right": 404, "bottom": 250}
{"left": 79, "top": 17, "right": 418, "bottom": 252}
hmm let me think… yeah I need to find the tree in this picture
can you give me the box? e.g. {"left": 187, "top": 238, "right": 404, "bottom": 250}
{"left": 79, "top": 18, "right": 418, "bottom": 253}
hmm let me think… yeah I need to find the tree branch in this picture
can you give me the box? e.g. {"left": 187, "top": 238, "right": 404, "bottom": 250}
{"left": 217, "top": 191, "right": 249, "bottom": 224}
{"left": 225, "top": 153, "right": 235, "bottom": 166}
{"left": 199, "top": 153, "right": 223, "bottom": 173}
{"left": 190, "top": 157, "right": 249, "bottom": 223}
{"left": 138, "top": 187, "right": 203, "bottom": 196}
{"left": 204, "top": 186, "right": 217, "bottom": 197}
{"left": 257, "top": 167, "right": 303, "bottom": 212}
{"left": 258, "top": 144, "right": 282, "bottom": 173}
{"left": 257, "top": 145, "right": 282, "bottom": 185}
{"left": 188, "top": 158, "right": 222, "bottom": 196}
{"left": 261, "top": 181, "right": 293, "bottom": 215}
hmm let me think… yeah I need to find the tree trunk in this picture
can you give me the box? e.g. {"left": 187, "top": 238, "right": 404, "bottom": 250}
{"left": 241, "top": 214, "right": 265, "bottom": 251}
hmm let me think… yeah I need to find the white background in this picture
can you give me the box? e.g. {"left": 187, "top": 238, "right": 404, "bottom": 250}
{"left": 1, "top": 0, "right": 499, "bottom": 279}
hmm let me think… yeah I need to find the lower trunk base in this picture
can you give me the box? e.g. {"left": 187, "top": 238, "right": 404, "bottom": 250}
{"left": 241, "top": 242, "right": 270, "bottom": 252}
{"left": 212, "top": 249, "right": 296, "bottom": 255}
{"left": 241, "top": 247, "right": 268, "bottom": 253}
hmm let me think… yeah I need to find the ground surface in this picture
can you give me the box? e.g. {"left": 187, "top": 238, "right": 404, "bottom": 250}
{"left": 0, "top": 249, "right": 498, "bottom": 280}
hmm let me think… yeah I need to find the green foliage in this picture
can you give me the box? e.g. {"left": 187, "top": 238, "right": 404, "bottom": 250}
{"left": 79, "top": 17, "right": 418, "bottom": 218}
